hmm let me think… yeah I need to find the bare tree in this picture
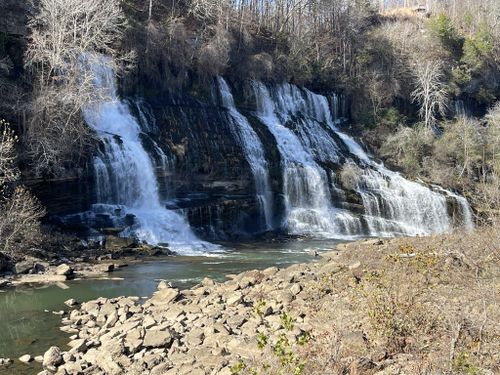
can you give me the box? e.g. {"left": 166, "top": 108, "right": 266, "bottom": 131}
{"left": 411, "top": 61, "right": 449, "bottom": 129}
{"left": 0, "top": 119, "right": 20, "bottom": 188}
{"left": 0, "top": 120, "right": 45, "bottom": 257}
{"left": 24, "top": 0, "right": 127, "bottom": 176}
{"left": 0, "top": 186, "right": 46, "bottom": 257}
{"left": 26, "top": 0, "right": 126, "bottom": 86}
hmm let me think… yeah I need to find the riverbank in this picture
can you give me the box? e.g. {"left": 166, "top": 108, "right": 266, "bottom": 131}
{"left": 10, "top": 226, "right": 496, "bottom": 375}
{"left": 0, "top": 235, "right": 177, "bottom": 289}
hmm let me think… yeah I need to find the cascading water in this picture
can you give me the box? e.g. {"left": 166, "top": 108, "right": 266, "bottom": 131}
{"left": 252, "top": 81, "right": 474, "bottom": 237}
{"left": 82, "top": 56, "right": 215, "bottom": 253}
{"left": 253, "top": 82, "right": 355, "bottom": 237}
{"left": 217, "top": 77, "right": 274, "bottom": 230}
{"left": 323, "top": 96, "right": 474, "bottom": 235}
{"left": 61, "top": 59, "right": 473, "bottom": 243}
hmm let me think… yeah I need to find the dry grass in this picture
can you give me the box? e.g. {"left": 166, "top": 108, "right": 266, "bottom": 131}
{"left": 237, "top": 226, "right": 499, "bottom": 375}
{"left": 380, "top": 7, "right": 424, "bottom": 22}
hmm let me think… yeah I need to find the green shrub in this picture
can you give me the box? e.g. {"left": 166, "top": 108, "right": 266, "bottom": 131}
{"left": 428, "top": 13, "right": 462, "bottom": 53}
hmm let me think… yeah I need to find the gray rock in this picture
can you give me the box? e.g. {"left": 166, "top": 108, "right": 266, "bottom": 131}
{"left": 143, "top": 329, "right": 173, "bottom": 348}
{"left": 68, "top": 338, "right": 87, "bottom": 352}
{"left": 226, "top": 293, "right": 243, "bottom": 306}
{"left": 15, "top": 260, "right": 35, "bottom": 274}
{"left": 184, "top": 329, "right": 204, "bottom": 347}
{"left": 0, "top": 358, "right": 12, "bottom": 366}
{"left": 64, "top": 298, "right": 78, "bottom": 307}
{"left": 62, "top": 352, "right": 75, "bottom": 363}
{"left": 201, "top": 277, "right": 216, "bottom": 287}
{"left": 43, "top": 346, "right": 63, "bottom": 369}
{"left": 95, "top": 339, "right": 125, "bottom": 375}
{"left": 105, "top": 235, "right": 136, "bottom": 251}
{"left": 56, "top": 264, "right": 74, "bottom": 277}
{"left": 62, "top": 362, "right": 83, "bottom": 374}
{"left": 157, "top": 280, "right": 170, "bottom": 290}
{"left": 151, "top": 287, "right": 179, "bottom": 305}
{"left": 290, "top": 283, "right": 302, "bottom": 296}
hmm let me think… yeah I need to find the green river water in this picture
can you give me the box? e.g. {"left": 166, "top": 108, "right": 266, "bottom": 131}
{"left": 0, "top": 239, "right": 342, "bottom": 375}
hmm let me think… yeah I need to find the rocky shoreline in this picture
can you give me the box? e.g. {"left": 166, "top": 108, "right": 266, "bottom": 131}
{"left": 2, "top": 229, "right": 499, "bottom": 375}
{"left": 0, "top": 235, "right": 175, "bottom": 289}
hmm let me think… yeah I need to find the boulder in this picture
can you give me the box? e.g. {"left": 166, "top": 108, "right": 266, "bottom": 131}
{"left": 42, "top": 346, "right": 62, "bottom": 370}
{"left": 290, "top": 283, "right": 302, "bottom": 296}
{"left": 157, "top": 280, "right": 170, "bottom": 290}
{"left": 95, "top": 339, "right": 126, "bottom": 375}
{"left": 0, "top": 358, "right": 12, "bottom": 366}
{"left": 64, "top": 298, "right": 78, "bottom": 307}
{"left": 151, "top": 287, "right": 179, "bottom": 305}
{"left": 105, "top": 235, "right": 136, "bottom": 251}
{"left": 68, "top": 338, "right": 87, "bottom": 352}
{"left": 226, "top": 293, "right": 243, "bottom": 306}
{"left": 15, "top": 260, "right": 35, "bottom": 274}
{"left": 56, "top": 264, "right": 74, "bottom": 277}
{"left": 143, "top": 329, "right": 173, "bottom": 348}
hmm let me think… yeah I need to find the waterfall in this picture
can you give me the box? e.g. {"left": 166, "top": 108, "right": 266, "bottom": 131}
{"left": 82, "top": 55, "right": 216, "bottom": 253}
{"left": 217, "top": 77, "right": 273, "bottom": 230}
{"left": 253, "top": 81, "right": 474, "bottom": 238}
{"left": 325, "top": 98, "right": 474, "bottom": 235}
{"left": 253, "top": 82, "right": 357, "bottom": 237}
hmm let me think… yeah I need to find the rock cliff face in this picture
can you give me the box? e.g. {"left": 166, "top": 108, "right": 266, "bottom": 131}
{"left": 32, "top": 88, "right": 273, "bottom": 239}
{"left": 147, "top": 92, "right": 271, "bottom": 237}
{"left": 31, "top": 76, "right": 474, "bottom": 243}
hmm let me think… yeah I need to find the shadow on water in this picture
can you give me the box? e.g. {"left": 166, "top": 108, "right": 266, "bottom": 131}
{"left": 0, "top": 239, "right": 343, "bottom": 375}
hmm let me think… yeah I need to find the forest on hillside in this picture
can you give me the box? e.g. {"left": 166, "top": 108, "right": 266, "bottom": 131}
{"left": 0, "top": 0, "right": 499, "bottom": 257}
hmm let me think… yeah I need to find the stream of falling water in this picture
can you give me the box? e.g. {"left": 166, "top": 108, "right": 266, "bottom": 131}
{"left": 82, "top": 55, "right": 217, "bottom": 254}
{"left": 217, "top": 77, "right": 274, "bottom": 230}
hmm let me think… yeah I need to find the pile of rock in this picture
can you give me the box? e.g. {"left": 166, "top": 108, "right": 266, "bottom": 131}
{"left": 36, "top": 256, "right": 351, "bottom": 375}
